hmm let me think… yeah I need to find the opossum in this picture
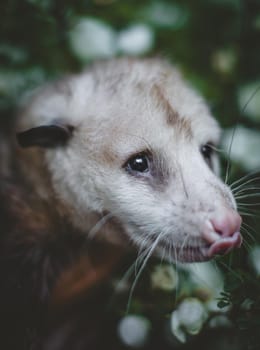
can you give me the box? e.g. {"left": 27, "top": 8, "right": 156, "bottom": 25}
{"left": 0, "top": 58, "right": 242, "bottom": 349}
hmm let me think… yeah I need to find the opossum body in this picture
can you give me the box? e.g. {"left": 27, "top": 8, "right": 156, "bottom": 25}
{"left": 0, "top": 58, "right": 242, "bottom": 349}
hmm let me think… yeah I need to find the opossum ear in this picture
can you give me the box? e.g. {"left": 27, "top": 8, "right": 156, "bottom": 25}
{"left": 16, "top": 124, "right": 74, "bottom": 148}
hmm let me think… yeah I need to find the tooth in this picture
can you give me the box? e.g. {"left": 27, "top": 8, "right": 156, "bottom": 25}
{"left": 205, "top": 220, "right": 214, "bottom": 231}
{"left": 203, "top": 230, "right": 220, "bottom": 243}
{"left": 208, "top": 231, "right": 220, "bottom": 242}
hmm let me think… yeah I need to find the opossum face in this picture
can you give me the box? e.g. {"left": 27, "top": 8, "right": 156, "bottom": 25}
{"left": 17, "top": 59, "right": 242, "bottom": 262}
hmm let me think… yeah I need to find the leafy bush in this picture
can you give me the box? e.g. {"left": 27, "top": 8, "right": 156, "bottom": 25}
{"left": 0, "top": 1, "right": 259, "bottom": 349}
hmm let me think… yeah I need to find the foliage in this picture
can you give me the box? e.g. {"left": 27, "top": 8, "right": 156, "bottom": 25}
{"left": 0, "top": 0, "right": 260, "bottom": 349}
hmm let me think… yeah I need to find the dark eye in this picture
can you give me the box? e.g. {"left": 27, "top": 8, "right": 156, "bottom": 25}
{"left": 201, "top": 143, "right": 214, "bottom": 167}
{"left": 125, "top": 153, "right": 150, "bottom": 174}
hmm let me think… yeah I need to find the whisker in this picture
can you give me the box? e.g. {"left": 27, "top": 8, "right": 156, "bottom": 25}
{"left": 239, "top": 211, "right": 260, "bottom": 218}
{"left": 241, "top": 225, "right": 255, "bottom": 244}
{"left": 88, "top": 212, "right": 113, "bottom": 239}
{"left": 225, "top": 84, "right": 260, "bottom": 191}
{"left": 159, "top": 241, "right": 168, "bottom": 266}
{"left": 166, "top": 235, "right": 176, "bottom": 263}
{"left": 237, "top": 202, "right": 260, "bottom": 207}
{"left": 210, "top": 145, "right": 226, "bottom": 154}
{"left": 134, "top": 243, "right": 152, "bottom": 276}
{"left": 172, "top": 251, "right": 179, "bottom": 303}
{"left": 164, "top": 239, "right": 180, "bottom": 303}
{"left": 117, "top": 264, "right": 136, "bottom": 291}
{"left": 241, "top": 86, "right": 260, "bottom": 114}
{"left": 238, "top": 204, "right": 260, "bottom": 210}
{"left": 113, "top": 247, "right": 153, "bottom": 297}
{"left": 224, "top": 125, "right": 237, "bottom": 185}
{"left": 229, "top": 170, "right": 260, "bottom": 188}
{"left": 234, "top": 187, "right": 260, "bottom": 197}
{"left": 235, "top": 193, "right": 260, "bottom": 200}
{"left": 231, "top": 177, "right": 260, "bottom": 193}
{"left": 242, "top": 221, "right": 259, "bottom": 238}
{"left": 179, "top": 234, "right": 190, "bottom": 260}
{"left": 241, "top": 238, "right": 253, "bottom": 252}
{"left": 238, "top": 206, "right": 260, "bottom": 216}
{"left": 126, "top": 229, "right": 166, "bottom": 313}
{"left": 189, "top": 262, "right": 223, "bottom": 292}
{"left": 217, "top": 260, "right": 244, "bottom": 282}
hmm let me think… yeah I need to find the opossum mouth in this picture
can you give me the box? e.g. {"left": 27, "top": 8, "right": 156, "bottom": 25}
{"left": 206, "top": 231, "right": 242, "bottom": 258}
{"left": 171, "top": 246, "right": 210, "bottom": 263}
{"left": 156, "top": 241, "right": 209, "bottom": 263}
{"left": 157, "top": 232, "right": 242, "bottom": 263}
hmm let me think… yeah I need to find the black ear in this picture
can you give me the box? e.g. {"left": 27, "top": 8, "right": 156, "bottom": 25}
{"left": 16, "top": 124, "right": 74, "bottom": 148}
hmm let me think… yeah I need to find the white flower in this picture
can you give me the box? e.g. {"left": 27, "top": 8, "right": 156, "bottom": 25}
{"left": 117, "top": 24, "right": 154, "bottom": 56}
{"left": 117, "top": 315, "right": 151, "bottom": 348}
{"left": 211, "top": 49, "right": 236, "bottom": 74}
{"left": 208, "top": 315, "right": 232, "bottom": 328}
{"left": 249, "top": 245, "right": 260, "bottom": 276}
{"left": 69, "top": 17, "right": 117, "bottom": 61}
{"left": 184, "top": 262, "right": 224, "bottom": 298}
{"left": 140, "top": 1, "right": 188, "bottom": 29}
{"left": 170, "top": 298, "right": 208, "bottom": 342}
{"left": 177, "top": 298, "right": 208, "bottom": 334}
{"left": 238, "top": 81, "right": 260, "bottom": 122}
{"left": 222, "top": 125, "right": 260, "bottom": 171}
{"left": 151, "top": 264, "right": 178, "bottom": 291}
{"left": 170, "top": 312, "right": 186, "bottom": 343}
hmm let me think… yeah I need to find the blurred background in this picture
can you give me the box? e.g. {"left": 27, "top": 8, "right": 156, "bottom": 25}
{"left": 0, "top": 0, "right": 260, "bottom": 349}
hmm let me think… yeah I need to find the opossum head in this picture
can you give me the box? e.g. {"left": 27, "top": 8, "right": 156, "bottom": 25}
{"left": 17, "top": 59, "right": 242, "bottom": 262}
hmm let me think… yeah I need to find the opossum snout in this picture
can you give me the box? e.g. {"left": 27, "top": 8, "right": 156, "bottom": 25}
{"left": 202, "top": 210, "right": 242, "bottom": 258}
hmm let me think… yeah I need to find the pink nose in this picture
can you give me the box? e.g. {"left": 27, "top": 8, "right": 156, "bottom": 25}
{"left": 203, "top": 209, "right": 242, "bottom": 258}
{"left": 211, "top": 210, "right": 242, "bottom": 238}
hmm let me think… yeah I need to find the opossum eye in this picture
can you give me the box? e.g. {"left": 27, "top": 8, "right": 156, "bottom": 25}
{"left": 125, "top": 153, "right": 150, "bottom": 174}
{"left": 201, "top": 143, "right": 214, "bottom": 168}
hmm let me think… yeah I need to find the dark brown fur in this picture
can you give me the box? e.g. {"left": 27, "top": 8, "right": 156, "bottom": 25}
{"left": 0, "top": 130, "right": 123, "bottom": 349}
{"left": 152, "top": 84, "right": 193, "bottom": 139}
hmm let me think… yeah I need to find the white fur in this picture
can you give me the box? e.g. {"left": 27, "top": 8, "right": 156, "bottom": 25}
{"left": 17, "top": 58, "right": 237, "bottom": 262}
